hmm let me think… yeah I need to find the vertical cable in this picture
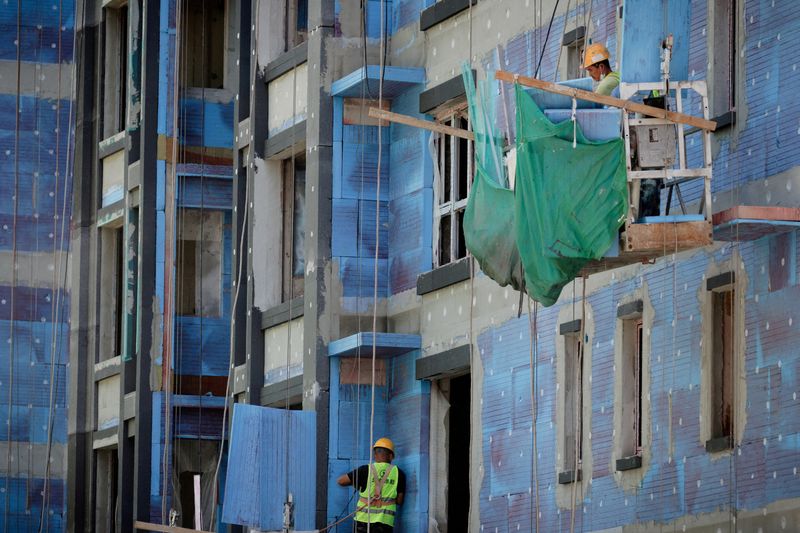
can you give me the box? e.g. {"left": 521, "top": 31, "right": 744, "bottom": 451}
{"left": 366, "top": 1, "right": 387, "bottom": 531}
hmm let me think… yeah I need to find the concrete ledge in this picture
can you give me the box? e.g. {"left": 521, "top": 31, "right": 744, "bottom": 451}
{"left": 265, "top": 41, "right": 308, "bottom": 82}
{"left": 558, "top": 469, "right": 581, "bottom": 484}
{"left": 261, "top": 297, "right": 305, "bottom": 330}
{"left": 420, "top": 0, "right": 476, "bottom": 31}
{"left": 559, "top": 319, "right": 582, "bottom": 335}
{"left": 265, "top": 121, "right": 306, "bottom": 160}
{"left": 92, "top": 427, "right": 119, "bottom": 450}
{"left": 328, "top": 332, "right": 421, "bottom": 358}
{"left": 707, "top": 271, "right": 735, "bottom": 291}
{"left": 98, "top": 131, "right": 126, "bottom": 158}
{"left": 562, "top": 25, "right": 586, "bottom": 46}
{"left": 97, "top": 200, "right": 125, "bottom": 228}
{"left": 617, "top": 300, "right": 643, "bottom": 319}
{"left": 261, "top": 375, "right": 303, "bottom": 407}
{"left": 416, "top": 344, "right": 470, "bottom": 380}
{"left": 705, "top": 435, "right": 733, "bottom": 453}
{"left": 419, "top": 71, "right": 474, "bottom": 114}
{"left": 615, "top": 455, "right": 642, "bottom": 471}
{"left": 94, "top": 355, "right": 122, "bottom": 381}
{"left": 417, "top": 258, "right": 471, "bottom": 295}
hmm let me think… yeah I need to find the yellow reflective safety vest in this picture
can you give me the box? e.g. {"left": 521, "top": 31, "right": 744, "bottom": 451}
{"left": 355, "top": 462, "right": 399, "bottom": 527}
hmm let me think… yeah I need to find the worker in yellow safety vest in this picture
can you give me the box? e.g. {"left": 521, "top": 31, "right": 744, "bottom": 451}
{"left": 583, "top": 43, "right": 620, "bottom": 96}
{"left": 337, "top": 437, "right": 406, "bottom": 532}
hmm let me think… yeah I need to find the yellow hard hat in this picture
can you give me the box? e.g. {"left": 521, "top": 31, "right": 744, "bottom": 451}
{"left": 583, "top": 43, "right": 610, "bottom": 69}
{"left": 373, "top": 437, "right": 395, "bottom": 454}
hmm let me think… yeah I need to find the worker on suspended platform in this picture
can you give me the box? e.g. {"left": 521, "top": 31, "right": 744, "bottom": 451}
{"left": 584, "top": 42, "right": 661, "bottom": 217}
{"left": 583, "top": 43, "right": 620, "bottom": 96}
{"left": 337, "top": 437, "right": 406, "bottom": 532}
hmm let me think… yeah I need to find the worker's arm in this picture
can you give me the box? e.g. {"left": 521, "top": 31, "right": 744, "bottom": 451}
{"left": 396, "top": 469, "right": 406, "bottom": 505}
{"left": 336, "top": 473, "right": 352, "bottom": 486}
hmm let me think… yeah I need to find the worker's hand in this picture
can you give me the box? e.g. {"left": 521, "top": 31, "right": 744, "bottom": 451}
{"left": 336, "top": 473, "right": 352, "bottom": 487}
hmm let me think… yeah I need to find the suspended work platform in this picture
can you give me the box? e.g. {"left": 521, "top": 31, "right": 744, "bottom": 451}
{"left": 495, "top": 71, "right": 717, "bottom": 274}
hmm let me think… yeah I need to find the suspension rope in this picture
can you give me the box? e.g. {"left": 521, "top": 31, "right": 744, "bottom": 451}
{"left": 365, "top": 2, "right": 387, "bottom": 532}
{"left": 39, "top": 0, "right": 74, "bottom": 527}
{"left": 209, "top": 0, "right": 259, "bottom": 526}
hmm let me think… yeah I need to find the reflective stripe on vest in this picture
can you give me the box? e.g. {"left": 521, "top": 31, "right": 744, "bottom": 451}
{"left": 355, "top": 463, "right": 399, "bottom": 527}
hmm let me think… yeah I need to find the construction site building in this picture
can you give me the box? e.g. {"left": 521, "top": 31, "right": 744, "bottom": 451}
{"left": 0, "top": 0, "right": 786, "bottom": 531}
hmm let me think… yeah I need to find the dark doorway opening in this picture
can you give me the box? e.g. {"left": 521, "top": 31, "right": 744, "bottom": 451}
{"left": 446, "top": 373, "right": 470, "bottom": 531}
{"left": 179, "top": 471, "right": 203, "bottom": 528}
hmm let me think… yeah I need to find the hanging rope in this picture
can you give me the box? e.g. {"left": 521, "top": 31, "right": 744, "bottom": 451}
{"left": 209, "top": 0, "right": 259, "bottom": 526}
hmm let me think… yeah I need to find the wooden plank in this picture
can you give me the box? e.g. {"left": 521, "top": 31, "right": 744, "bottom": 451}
{"left": 623, "top": 221, "right": 712, "bottom": 252}
{"left": 712, "top": 205, "right": 800, "bottom": 226}
{"left": 494, "top": 70, "right": 717, "bottom": 131}
{"left": 134, "top": 521, "right": 213, "bottom": 533}
{"left": 368, "top": 107, "right": 475, "bottom": 140}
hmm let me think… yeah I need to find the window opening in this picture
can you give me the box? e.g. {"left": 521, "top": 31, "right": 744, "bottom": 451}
{"left": 282, "top": 157, "right": 305, "bottom": 301}
{"left": 710, "top": 0, "right": 737, "bottom": 118}
{"left": 113, "top": 227, "right": 125, "bottom": 357}
{"left": 286, "top": 0, "right": 308, "bottom": 50}
{"left": 619, "top": 316, "right": 644, "bottom": 460}
{"left": 94, "top": 449, "right": 118, "bottom": 531}
{"left": 561, "top": 26, "right": 586, "bottom": 81}
{"left": 435, "top": 112, "right": 473, "bottom": 267}
{"left": 103, "top": 3, "right": 128, "bottom": 137}
{"left": 710, "top": 288, "right": 734, "bottom": 441}
{"left": 176, "top": 209, "right": 223, "bottom": 317}
{"left": 445, "top": 373, "right": 470, "bottom": 532}
{"left": 562, "top": 331, "right": 582, "bottom": 479}
{"left": 181, "top": 0, "right": 225, "bottom": 89}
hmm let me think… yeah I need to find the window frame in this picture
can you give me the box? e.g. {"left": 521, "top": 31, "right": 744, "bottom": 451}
{"left": 179, "top": 0, "right": 228, "bottom": 90}
{"left": 558, "top": 319, "right": 584, "bottom": 484}
{"left": 281, "top": 156, "right": 306, "bottom": 302}
{"left": 703, "top": 270, "right": 741, "bottom": 453}
{"left": 175, "top": 208, "right": 224, "bottom": 318}
{"left": 433, "top": 105, "right": 473, "bottom": 268}
{"left": 708, "top": 0, "right": 740, "bottom": 125}
{"left": 613, "top": 297, "right": 649, "bottom": 472}
{"left": 102, "top": 2, "right": 129, "bottom": 138}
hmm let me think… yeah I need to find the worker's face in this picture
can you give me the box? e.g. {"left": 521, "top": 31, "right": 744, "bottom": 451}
{"left": 374, "top": 449, "right": 392, "bottom": 462}
{"left": 586, "top": 63, "right": 603, "bottom": 81}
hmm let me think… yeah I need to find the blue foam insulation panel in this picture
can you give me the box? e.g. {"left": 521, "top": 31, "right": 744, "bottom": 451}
{"left": 0, "top": 0, "right": 74, "bottom": 529}
{"left": 222, "top": 404, "right": 317, "bottom": 531}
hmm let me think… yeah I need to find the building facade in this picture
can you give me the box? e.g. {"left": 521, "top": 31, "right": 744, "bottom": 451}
{"left": 67, "top": 0, "right": 800, "bottom": 532}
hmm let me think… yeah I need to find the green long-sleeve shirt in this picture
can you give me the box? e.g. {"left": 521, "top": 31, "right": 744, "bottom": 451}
{"left": 595, "top": 71, "right": 620, "bottom": 96}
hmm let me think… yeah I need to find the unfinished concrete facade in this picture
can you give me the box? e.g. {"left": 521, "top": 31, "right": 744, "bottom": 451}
{"left": 63, "top": 0, "right": 800, "bottom": 532}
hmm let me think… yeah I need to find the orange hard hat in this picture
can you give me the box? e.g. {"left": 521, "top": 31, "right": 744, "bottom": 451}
{"left": 373, "top": 437, "right": 395, "bottom": 454}
{"left": 583, "top": 43, "right": 610, "bottom": 69}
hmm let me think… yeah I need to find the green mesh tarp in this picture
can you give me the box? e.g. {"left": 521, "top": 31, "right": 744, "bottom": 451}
{"left": 462, "top": 68, "right": 628, "bottom": 306}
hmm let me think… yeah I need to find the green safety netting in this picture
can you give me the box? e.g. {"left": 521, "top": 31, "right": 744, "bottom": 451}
{"left": 462, "top": 66, "right": 628, "bottom": 306}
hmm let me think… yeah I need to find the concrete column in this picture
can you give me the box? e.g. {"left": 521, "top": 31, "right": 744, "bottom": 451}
{"left": 303, "top": 2, "right": 334, "bottom": 527}
{"left": 67, "top": 1, "right": 101, "bottom": 530}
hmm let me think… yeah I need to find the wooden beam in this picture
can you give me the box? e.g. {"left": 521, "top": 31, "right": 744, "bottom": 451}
{"left": 368, "top": 107, "right": 475, "bottom": 140}
{"left": 712, "top": 205, "right": 800, "bottom": 226}
{"left": 495, "top": 70, "right": 717, "bottom": 132}
{"left": 134, "top": 521, "right": 213, "bottom": 533}
{"left": 624, "top": 220, "right": 712, "bottom": 252}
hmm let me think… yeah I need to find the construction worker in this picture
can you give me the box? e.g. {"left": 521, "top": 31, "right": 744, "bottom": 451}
{"left": 337, "top": 437, "right": 406, "bottom": 532}
{"left": 583, "top": 43, "right": 620, "bottom": 96}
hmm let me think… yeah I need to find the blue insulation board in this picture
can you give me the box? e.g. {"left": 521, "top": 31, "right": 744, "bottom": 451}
{"left": 327, "top": 352, "right": 430, "bottom": 532}
{"left": 222, "top": 404, "right": 317, "bottom": 531}
{"left": 0, "top": 0, "right": 74, "bottom": 530}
